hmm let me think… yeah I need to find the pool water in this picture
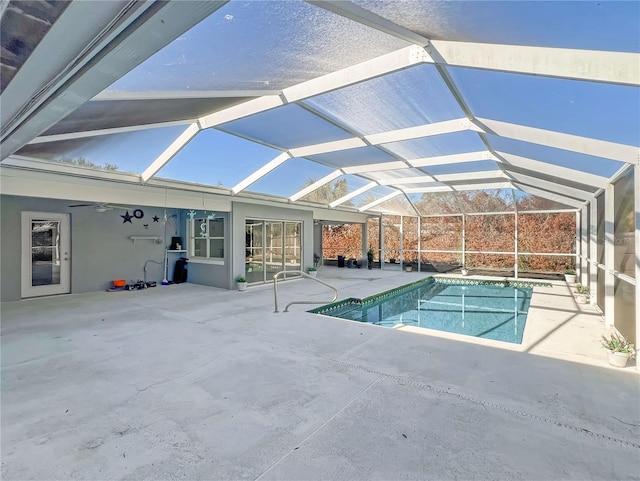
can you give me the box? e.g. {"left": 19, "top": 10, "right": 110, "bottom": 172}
{"left": 312, "top": 280, "right": 534, "bottom": 344}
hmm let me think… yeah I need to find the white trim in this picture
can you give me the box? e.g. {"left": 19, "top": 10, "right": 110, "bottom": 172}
{"left": 604, "top": 184, "right": 615, "bottom": 327}
{"left": 379, "top": 177, "right": 441, "bottom": 186}
{"left": 451, "top": 182, "right": 514, "bottom": 191}
{"left": 30, "top": 119, "right": 195, "bottom": 144}
{"left": 480, "top": 118, "right": 638, "bottom": 164}
{"left": 92, "top": 90, "right": 278, "bottom": 101}
{"left": 435, "top": 170, "right": 506, "bottom": 183}
{"left": 635, "top": 168, "right": 640, "bottom": 362}
{"left": 431, "top": 40, "right": 640, "bottom": 86}
{"left": 580, "top": 206, "right": 589, "bottom": 285}
{"left": 364, "top": 118, "right": 468, "bottom": 145}
{"left": 589, "top": 200, "right": 598, "bottom": 303}
{"left": 289, "top": 138, "right": 367, "bottom": 158}
{"left": 21, "top": 211, "right": 71, "bottom": 298}
{"left": 358, "top": 191, "right": 402, "bottom": 212}
{"left": 496, "top": 151, "right": 610, "bottom": 189}
{"left": 343, "top": 161, "right": 409, "bottom": 175}
{"left": 402, "top": 185, "right": 454, "bottom": 194}
{"left": 283, "top": 46, "right": 429, "bottom": 101}
{"left": 329, "top": 182, "right": 377, "bottom": 208}
{"left": 409, "top": 151, "right": 493, "bottom": 168}
{"left": 289, "top": 170, "right": 343, "bottom": 202}
{"left": 505, "top": 171, "right": 595, "bottom": 201}
{"left": 198, "top": 95, "right": 284, "bottom": 129}
{"left": 512, "top": 183, "right": 585, "bottom": 208}
{"left": 231, "top": 152, "right": 292, "bottom": 194}
{"left": 141, "top": 123, "right": 200, "bottom": 182}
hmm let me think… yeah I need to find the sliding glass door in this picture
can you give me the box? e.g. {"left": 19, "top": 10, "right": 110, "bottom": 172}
{"left": 265, "top": 221, "right": 283, "bottom": 281}
{"left": 245, "top": 219, "right": 302, "bottom": 283}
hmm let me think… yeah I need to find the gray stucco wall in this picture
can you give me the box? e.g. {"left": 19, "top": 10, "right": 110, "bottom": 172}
{"left": 176, "top": 210, "right": 231, "bottom": 290}
{"left": 231, "top": 202, "right": 314, "bottom": 284}
{"left": 1, "top": 195, "right": 178, "bottom": 301}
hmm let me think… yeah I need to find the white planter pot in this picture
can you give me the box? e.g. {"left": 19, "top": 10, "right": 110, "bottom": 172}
{"left": 237, "top": 282, "right": 248, "bottom": 291}
{"left": 405, "top": 266, "right": 413, "bottom": 272}
{"left": 564, "top": 274, "right": 576, "bottom": 284}
{"left": 461, "top": 269, "right": 469, "bottom": 276}
{"left": 576, "top": 294, "right": 588, "bottom": 304}
{"left": 607, "top": 350, "right": 630, "bottom": 368}
{"left": 308, "top": 270, "right": 317, "bottom": 277}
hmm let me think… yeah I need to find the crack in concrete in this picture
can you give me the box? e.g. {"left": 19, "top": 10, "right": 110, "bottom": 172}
{"left": 253, "top": 376, "right": 382, "bottom": 481}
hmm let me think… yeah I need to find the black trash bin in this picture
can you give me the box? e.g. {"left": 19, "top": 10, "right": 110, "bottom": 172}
{"left": 337, "top": 255, "right": 345, "bottom": 268}
{"left": 173, "top": 257, "right": 188, "bottom": 284}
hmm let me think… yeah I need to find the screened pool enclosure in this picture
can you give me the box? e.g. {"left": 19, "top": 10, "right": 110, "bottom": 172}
{"left": 0, "top": 1, "right": 638, "bottom": 345}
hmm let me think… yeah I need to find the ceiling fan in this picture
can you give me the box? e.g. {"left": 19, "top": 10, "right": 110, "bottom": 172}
{"left": 68, "top": 203, "right": 133, "bottom": 213}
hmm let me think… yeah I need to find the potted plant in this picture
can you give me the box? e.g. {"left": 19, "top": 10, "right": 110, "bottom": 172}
{"left": 575, "top": 284, "right": 590, "bottom": 304}
{"left": 307, "top": 266, "right": 317, "bottom": 277}
{"left": 404, "top": 261, "right": 413, "bottom": 272}
{"left": 601, "top": 332, "right": 635, "bottom": 368}
{"left": 461, "top": 266, "right": 469, "bottom": 276}
{"left": 235, "top": 275, "right": 248, "bottom": 291}
{"left": 564, "top": 269, "right": 576, "bottom": 284}
{"left": 367, "top": 249, "right": 374, "bottom": 270}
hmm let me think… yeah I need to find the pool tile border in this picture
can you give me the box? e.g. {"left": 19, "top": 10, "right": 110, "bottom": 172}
{"left": 308, "top": 277, "right": 552, "bottom": 316}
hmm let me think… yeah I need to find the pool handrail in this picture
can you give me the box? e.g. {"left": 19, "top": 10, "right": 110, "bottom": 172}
{"left": 273, "top": 270, "right": 338, "bottom": 312}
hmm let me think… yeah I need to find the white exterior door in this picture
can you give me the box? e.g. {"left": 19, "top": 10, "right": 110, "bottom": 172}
{"left": 21, "top": 212, "right": 71, "bottom": 298}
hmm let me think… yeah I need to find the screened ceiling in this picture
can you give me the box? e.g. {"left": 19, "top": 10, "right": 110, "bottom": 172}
{"left": 1, "top": 0, "right": 638, "bottom": 216}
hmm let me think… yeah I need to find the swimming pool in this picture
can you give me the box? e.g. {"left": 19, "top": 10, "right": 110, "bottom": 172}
{"left": 310, "top": 278, "right": 548, "bottom": 344}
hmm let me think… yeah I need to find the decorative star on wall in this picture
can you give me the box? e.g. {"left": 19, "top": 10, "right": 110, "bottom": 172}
{"left": 187, "top": 210, "right": 197, "bottom": 220}
{"left": 152, "top": 215, "right": 159, "bottom": 222}
{"left": 121, "top": 211, "right": 133, "bottom": 223}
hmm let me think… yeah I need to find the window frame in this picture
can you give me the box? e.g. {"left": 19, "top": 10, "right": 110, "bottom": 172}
{"left": 187, "top": 216, "right": 225, "bottom": 264}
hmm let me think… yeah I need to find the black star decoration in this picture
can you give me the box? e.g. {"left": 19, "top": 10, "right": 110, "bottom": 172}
{"left": 121, "top": 211, "right": 133, "bottom": 223}
{"left": 152, "top": 215, "right": 160, "bottom": 222}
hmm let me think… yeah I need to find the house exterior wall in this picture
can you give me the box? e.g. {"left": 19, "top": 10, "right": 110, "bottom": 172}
{"left": 1, "top": 194, "right": 179, "bottom": 301}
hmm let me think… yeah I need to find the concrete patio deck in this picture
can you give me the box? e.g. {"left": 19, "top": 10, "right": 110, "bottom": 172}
{"left": 2, "top": 267, "right": 639, "bottom": 480}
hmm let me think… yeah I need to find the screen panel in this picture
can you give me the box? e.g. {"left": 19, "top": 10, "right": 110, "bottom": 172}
{"left": 351, "top": 0, "right": 640, "bottom": 52}
{"left": 303, "top": 63, "right": 464, "bottom": 136}
{"left": 107, "top": 1, "right": 410, "bottom": 92}
{"left": 383, "top": 130, "right": 485, "bottom": 160}
{"left": 158, "top": 128, "right": 282, "bottom": 188}
{"left": 489, "top": 135, "right": 625, "bottom": 178}
{"left": 17, "top": 125, "right": 188, "bottom": 174}
{"left": 449, "top": 66, "right": 640, "bottom": 146}
{"left": 306, "top": 146, "right": 397, "bottom": 168}
{"left": 457, "top": 189, "right": 515, "bottom": 213}
{"left": 218, "top": 103, "right": 353, "bottom": 150}
{"left": 248, "top": 157, "right": 336, "bottom": 198}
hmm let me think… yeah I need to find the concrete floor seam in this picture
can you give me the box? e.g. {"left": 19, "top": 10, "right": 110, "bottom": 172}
{"left": 253, "top": 376, "right": 382, "bottom": 481}
{"left": 320, "top": 357, "right": 640, "bottom": 450}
